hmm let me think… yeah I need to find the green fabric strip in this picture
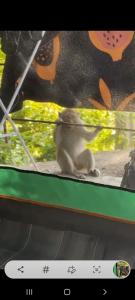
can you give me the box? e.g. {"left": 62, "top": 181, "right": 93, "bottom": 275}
{"left": 0, "top": 167, "right": 135, "bottom": 222}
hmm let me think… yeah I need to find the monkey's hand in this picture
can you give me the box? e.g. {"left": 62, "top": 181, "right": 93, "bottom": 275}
{"left": 89, "top": 168, "right": 101, "bottom": 177}
{"left": 83, "top": 126, "right": 102, "bottom": 141}
{"left": 95, "top": 126, "right": 103, "bottom": 132}
{"left": 55, "top": 119, "right": 62, "bottom": 126}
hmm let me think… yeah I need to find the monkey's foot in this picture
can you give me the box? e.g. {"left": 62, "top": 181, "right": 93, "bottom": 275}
{"left": 89, "top": 168, "right": 101, "bottom": 177}
{"left": 73, "top": 172, "right": 86, "bottom": 179}
{"left": 58, "top": 171, "right": 86, "bottom": 180}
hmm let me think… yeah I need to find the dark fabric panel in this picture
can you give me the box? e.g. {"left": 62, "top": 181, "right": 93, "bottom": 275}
{"left": 0, "top": 218, "right": 135, "bottom": 269}
{"left": 0, "top": 198, "right": 135, "bottom": 242}
{"left": 55, "top": 231, "right": 105, "bottom": 260}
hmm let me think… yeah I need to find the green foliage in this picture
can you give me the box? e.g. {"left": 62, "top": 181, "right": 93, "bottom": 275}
{"left": 79, "top": 109, "right": 116, "bottom": 152}
{"left": 0, "top": 43, "right": 5, "bottom": 84}
{"left": 10, "top": 101, "right": 63, "bottom": 164}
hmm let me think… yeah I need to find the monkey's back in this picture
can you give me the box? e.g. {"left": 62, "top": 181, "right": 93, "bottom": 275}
{"left": 55, "top": 125, "right": 84, "bottom": 159}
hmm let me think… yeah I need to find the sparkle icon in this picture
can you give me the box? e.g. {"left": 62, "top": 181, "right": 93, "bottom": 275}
{"left": 67, "top": 266, "right": 77, "bottom": 274}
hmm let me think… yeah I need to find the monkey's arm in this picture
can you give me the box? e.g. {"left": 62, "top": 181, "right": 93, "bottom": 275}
{"left": 82, "top": 127, "right": 102, "bottom": 141}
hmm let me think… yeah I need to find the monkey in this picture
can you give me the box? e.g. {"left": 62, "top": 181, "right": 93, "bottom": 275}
{"left": 54, "top": 109, "right": 102, "bottom": 179}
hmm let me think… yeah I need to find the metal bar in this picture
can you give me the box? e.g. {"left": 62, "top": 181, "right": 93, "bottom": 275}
{"left": 12, "top": 118, "right": 135, "bottom": 132}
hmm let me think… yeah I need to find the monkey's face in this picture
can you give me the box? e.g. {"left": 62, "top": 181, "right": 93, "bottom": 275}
{"left": 59, "top": 109, "right": 81, "bottom": 127}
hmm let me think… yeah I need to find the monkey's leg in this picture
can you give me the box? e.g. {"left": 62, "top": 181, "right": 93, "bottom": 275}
{"left": 75, "top": 149, "right": 100, "bottom": 177}
{"left": 57, "top": 149, "right": 85, "bottom": 179}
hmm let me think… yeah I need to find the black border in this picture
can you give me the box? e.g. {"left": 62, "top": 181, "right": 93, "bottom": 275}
{"left": 1, "top": 16, "right": 135, "bottom": 293}
{"left": 0, "top": 5, "right": 134, "bottom": 30}
{"left": 0, "top": 269, "right": 134, "bottom": 297}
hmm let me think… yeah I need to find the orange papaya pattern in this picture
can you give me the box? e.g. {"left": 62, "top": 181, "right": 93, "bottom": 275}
{"left": 88, "top": 31, "right": 134, "bottom": 61}
{"left": 32, "top": 36, "right": 61, "bottom": 81}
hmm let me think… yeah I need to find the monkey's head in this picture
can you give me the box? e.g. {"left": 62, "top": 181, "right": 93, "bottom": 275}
{"left": 58, "top": 109, "right": 82, "bottom": 127}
